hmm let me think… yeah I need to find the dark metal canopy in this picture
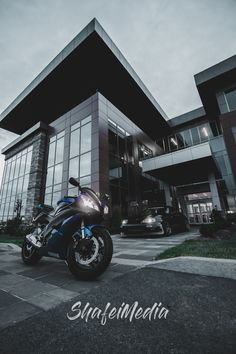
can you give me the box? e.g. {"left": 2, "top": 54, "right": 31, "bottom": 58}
{"left": 0, "top": 19, "right": 170, "bottom": 139}
{"left": 147, "top": 157, "right": 220, "bottom": 186}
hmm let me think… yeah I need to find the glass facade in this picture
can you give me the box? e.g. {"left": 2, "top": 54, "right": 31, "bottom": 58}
{"left": 44, "top": 131, "right": 65, "bottom": 206}
{"left": 225, "top": 88, "right": 236, "bottom": 112}
{"left": 0, "top": 145, "right": 33, "bottom": 221}
{"left": 68, "top": 116, "right": 92, "bottom": 195}
{"left": 157, "top": 121, "right": 220, "bottom": 153}
{"left": 108, "top": 120, "right": 134, "bottom": 226}
{"left": 44, "top": 115, "right": 92, "bottom": 206}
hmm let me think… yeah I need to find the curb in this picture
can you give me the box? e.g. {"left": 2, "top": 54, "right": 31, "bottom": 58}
{"left": 0, "top": 243, "right": 21, "bottom": 252}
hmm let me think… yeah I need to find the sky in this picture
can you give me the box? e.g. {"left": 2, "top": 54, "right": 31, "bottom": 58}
{"left": 0, "top": 0, "right": 236, "bottom": 183}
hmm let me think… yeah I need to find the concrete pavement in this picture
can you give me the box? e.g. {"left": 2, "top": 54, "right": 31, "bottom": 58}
{"left": 0, "top": 267, "right": 235, "bottom": 354}
{"left": 0, "top": 230, "right": 198, "bottom": 330}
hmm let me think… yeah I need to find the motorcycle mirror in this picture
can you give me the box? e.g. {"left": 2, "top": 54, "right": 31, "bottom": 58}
{"left": 69, "top": 177, "right": 80, "bottom": 187}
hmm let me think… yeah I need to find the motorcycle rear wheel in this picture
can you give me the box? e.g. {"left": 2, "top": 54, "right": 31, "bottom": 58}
{"left": 67, "top": 227, "right": 113, "bottom": 280}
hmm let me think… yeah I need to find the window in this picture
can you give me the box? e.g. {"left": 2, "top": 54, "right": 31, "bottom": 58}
{"left": 191, "top": 127, "right": 200, "bottom": 145}
{"left": 0, "top": 145, "right": 33, "bottom": 221}
{"left": 225, "top": 88, "right": 236, "bottom": 112}
{"left": 45, "top": 131, "right": 65, "bottom": 206}
{"left": 198, "top": 123, "right": 213, "bottom": 142}
{"left": 68, "top": 116, "right": 92, "bottom": 194}
{"left": 138, "top": 143, "right": 153, "bottom": 160}
{"left": 232, "top": 127, "right": 236, "bottom": 143}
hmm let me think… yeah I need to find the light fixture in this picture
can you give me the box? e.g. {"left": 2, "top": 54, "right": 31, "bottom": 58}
{"left": 202, "top": 127, "right": 209, "bottom": 137}
{"left": 170, "top": 138, "right": 178, "bottom": 146}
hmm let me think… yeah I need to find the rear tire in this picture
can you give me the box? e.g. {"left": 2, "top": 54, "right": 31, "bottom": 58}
{"left": 67, "top": 227, "right": 113, "bottom": 280}
{"left": 21, "top": 237, "right": 42, "bottom": 265}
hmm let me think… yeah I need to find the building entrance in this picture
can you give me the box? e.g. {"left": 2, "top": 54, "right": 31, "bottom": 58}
{"left": 184, "top": 192, "right": 213, "bottom": 224}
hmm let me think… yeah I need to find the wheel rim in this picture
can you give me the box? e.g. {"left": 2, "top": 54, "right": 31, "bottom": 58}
{"left": 23, "top": 240, "right": 36, "bottom": 259}
{"left": 73, "top": 234, "right": 105, "bottom": 268}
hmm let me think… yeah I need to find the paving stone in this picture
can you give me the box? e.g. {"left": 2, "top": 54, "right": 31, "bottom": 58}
{"left": 46, "top": 288, "right": 78, "bottom": 300}
{"left": 60, "top": 279, "right": 101, "bottom": 293}
{"left": 0, "top": 274, "right": 27, "bottom": 291}
{"left": 9, "top": 279, "right": 59, "bottom": 300}
{"left": 0, "top": 289, "right": 22, "bottom": 309}
{"left": 36, "top": 272, "right": 75, "bottom": 286}
{"left": 27, "top": 292, "right": 65, "bottom": 311}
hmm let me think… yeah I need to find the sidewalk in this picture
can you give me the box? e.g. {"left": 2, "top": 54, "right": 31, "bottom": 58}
{"left": 148, "top": 256, "right": 236, "bottom": 280}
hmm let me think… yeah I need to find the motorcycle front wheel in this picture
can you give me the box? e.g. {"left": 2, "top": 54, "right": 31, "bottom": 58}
{"left": 21, "top": 237, "right": 42, "bottom": 265}
{"left": 67, "top": 227, "right": 113, "bottom": 280}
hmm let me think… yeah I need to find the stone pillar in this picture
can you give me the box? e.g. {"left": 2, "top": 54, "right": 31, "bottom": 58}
{"left": 25, "top": 131, "right": 48, "bottom": 219}
{"left": 163, "top": 181, "right": 172, "bottom": 206}
{"left": 208, "top": 173, "right": 222, "bottom": 210}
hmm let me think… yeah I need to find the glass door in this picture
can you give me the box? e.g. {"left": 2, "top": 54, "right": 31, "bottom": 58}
{"left": 187, "top": 201, "right": 213, "bottom": 224}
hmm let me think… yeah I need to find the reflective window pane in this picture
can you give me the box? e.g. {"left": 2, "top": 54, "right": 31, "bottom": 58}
{"left": 54, "top": 163, "right": 63, "bottom": 185}
{"left": 55, "top": 137, "right": 64, "bottom": 164}
{"left": 81, "top": 122, "right": 91, "bottom": 154}
{"left": 198, "top": 123, "right": 213, "bottom": 142}
{"left": 80, "top": 152, "right": 91, "bottom": 177}
{"left": 69, "top": 157, "right": 79, "bottom": 179}
{"left": 22, "top": 174, "right": 29, "bottom": 192}
{"left": 19, "top": 154, "right": 26, "bottom": 177}
{"left": 191, "top": 127, "right": 200, "bottom": 145}
{"left": 70, "top": 129, "right": 80, "bottom": 158}
{"left": 81, "top": 115, "right": 92, "bottom": 126}
{"left": 44, "top": 194, "right": 52, "bottom": 205}
{"left": 46, "top": 167, "right": 54, "bottom": 187}
{"left": 225, "top": 88, "right": 236, "bottom": 112}
{"left": 48, "top": 142, "right": 56, "bottom": 166}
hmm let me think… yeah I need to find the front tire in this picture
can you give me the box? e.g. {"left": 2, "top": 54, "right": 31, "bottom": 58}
{"left": 67, "top": 227, "right": 113, "bottom": 280}
{"left": 21, "top": 237, "right": 42, "bottom": 265}
{"left": 163, "top": 222, "right": 172, "bottom": 236}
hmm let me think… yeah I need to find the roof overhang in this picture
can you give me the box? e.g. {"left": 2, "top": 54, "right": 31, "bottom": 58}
{"left": 194, "top": 55, "right": 236, "bottom": 116}
{"left": 0, "top": 18, "right": 170, "bottom": 139}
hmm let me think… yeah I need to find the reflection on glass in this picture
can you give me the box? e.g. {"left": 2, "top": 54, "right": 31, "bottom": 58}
{"left": 48, "top": 141, "right": 56, "bottom": 166}
{"left": 80, "top": 152, "right": 91, "bottom": 177}
{"left": 54, "top": 163, "right": 63, "bottom": 185}
{"left": 0, "top": 145, "right": 32, "bottom": 220}
{"left": 55, "top": 137, "right": 64, "bottom": 164}
{"left": 81, "top": 123, "right": 91, "bottom": 154}
{"left": 70, "top": 129, "right": 80, "bottom": 158}
{"left": 69, "top": 157, "right": 79, "bottom": 178}
{"left": 46, "top": 167, "right": 54, "bottom": 187}
{"left": 225, "top": 88, "right": 236, "bottom": 112}
{"left": 191, "top": 127, "right": 200, "bottom": 144}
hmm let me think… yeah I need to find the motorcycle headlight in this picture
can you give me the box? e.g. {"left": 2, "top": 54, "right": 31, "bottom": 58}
{"left": 81, "top": 195, "right": 100, "bottom": 212}
{"left": 141, "top": 217, "right": 156, "bottom": 224}
{"left": 121, "top": 219, "right": 128, "bottom": 225}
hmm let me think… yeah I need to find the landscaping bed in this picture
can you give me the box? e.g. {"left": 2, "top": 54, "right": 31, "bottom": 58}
{"left": 156, "top": 225, "right": 236, "bottom": 260}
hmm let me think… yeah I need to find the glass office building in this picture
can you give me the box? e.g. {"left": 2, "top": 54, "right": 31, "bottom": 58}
{"left": 0, "top": 19, "right": 236, "bottom": 225}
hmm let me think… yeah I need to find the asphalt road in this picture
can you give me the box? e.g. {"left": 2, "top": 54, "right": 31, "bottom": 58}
{"left": 0, "top": 267, "right": 235, "bottom": 354}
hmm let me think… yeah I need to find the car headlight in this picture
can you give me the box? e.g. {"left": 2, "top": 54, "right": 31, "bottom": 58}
{"left": 81, "top": 195, "right": 100, "bottom": 211}
{"left": 104, "top": 205, "right": 109, "bottom": 214}
{"left": 121, "top": 219, "right": 128, "bottom": 225}
{"left": 142, "top": 217, "right": 156, "bottom": 224}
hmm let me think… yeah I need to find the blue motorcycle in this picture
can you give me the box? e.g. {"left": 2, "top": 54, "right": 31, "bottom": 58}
{"left": 22, "top": 177, "right": 113, "bottom": 280}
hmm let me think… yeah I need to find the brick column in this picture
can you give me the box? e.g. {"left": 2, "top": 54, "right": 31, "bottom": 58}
{"left": 25, "top": 131, "right": 48, "bottom": 219}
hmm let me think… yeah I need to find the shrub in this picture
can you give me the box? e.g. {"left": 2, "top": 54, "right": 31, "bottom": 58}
{"left": 199, "top": 224, "right": 218, "bottom": 237}
{"left": 4, "top": 218, "right": 22, "bottom": 235}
